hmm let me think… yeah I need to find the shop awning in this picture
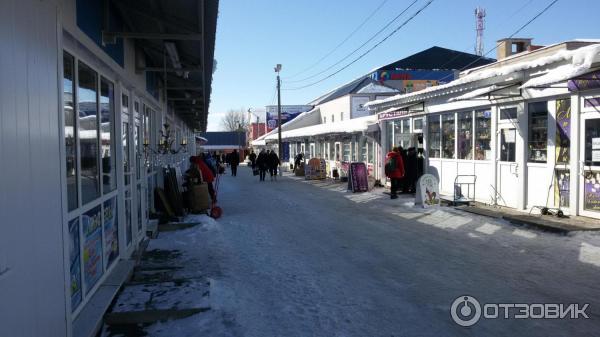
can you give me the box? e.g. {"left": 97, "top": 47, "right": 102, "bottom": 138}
{"left": 264, "top": 115, "right": 378, "bottom": 141}
{"left": 449, "top": 83, "right": 521, "bottom": 101}
{"left": 521, "top": 66, "right": 600, "bottom": 89}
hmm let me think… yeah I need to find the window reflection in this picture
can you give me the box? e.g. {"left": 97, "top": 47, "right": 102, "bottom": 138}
{"left": 64, "top": 52, "right": 78, "bottom": 211}
{"left": 78, "top": 61, "right": 100, "bottom": 204}
{"left": 100, "top": 78, "right": 116, "bottom": 193}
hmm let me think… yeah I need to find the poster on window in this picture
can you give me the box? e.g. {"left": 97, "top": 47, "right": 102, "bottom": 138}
{"left": 69, "top": 218, "right": 82, "bottom": 311}
{"left": 584, "top": 171, "right": 600, "bottom": 212}
{"left": 82, "top": 205, "right": 103, "bottom": 293}
{"left": 554, "top": 170, "right": 570, "bottom": 208}
{"left": 555, "top": 99, "right": 571, "bottom": 163}
{"left": 103, "top": 198, "right": 119, "bottom": 269}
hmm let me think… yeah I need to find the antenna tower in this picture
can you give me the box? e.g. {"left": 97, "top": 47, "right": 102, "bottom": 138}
{"left": 474, "top": 7, "right": 486, "bottom": 56}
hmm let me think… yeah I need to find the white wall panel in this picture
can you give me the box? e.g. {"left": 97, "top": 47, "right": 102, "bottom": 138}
{"left": 0, "top": 1, "right": 67, "bottom": 337}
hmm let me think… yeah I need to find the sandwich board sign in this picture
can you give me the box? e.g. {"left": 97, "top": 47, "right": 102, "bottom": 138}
{"left": 415, "top": 174, "right": 440, "bottom": 208}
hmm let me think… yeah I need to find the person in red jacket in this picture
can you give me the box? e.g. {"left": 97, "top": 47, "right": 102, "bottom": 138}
{"left": 385, "top": 146, "right": 405, "bottom": 199}
{"left": 194, "top": 155, "right": 216, "bottom": 202}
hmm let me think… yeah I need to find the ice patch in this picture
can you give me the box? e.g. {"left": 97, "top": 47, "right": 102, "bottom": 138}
{"left": 512, "top": 229, "right": 537, "bottom": 239}
{"left": 476, "top": 223, "right": 501, "bottom": 235}
{"left": 579, "top": 242, "right": 600, "bottom": 267}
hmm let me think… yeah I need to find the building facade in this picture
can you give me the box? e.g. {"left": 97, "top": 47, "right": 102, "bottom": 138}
{"left": 369, "top": 39, "right": 600, "bottom": 219}
{"left": 0, "top": 1, "right": 218, "bottom": 336}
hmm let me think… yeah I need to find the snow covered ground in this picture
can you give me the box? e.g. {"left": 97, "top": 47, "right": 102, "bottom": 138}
{"left": 109, "top": 168, "right": 600, "bottom": 336}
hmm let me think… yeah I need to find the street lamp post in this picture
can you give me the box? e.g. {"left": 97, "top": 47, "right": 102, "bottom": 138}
{"left": 275, "top": 64, "right": 282, "bottom": 175}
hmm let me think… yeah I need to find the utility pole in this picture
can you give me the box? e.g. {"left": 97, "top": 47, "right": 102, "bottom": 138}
{"left": 275, "top": 64, "right": 282, "bottom": 175}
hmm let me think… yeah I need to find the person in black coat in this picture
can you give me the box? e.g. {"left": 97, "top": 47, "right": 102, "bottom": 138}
{"left": 230, "top": 149, "right": 240, "bottom": 176}
{"left": 404, "top": 147, "right": 418, "bottom": 193}
{"left": 267, "top": 150, "right": 280, "bottom": 181}
{"left": 256, "top": 149, "right": 268, "bottom": 181}
{"left": 249, "top": 150, "right": 257, "bottom": 170}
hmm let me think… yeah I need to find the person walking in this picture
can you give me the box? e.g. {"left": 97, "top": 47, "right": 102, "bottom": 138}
{"left": 294, "top": 152, "right": 304, "bottom": 171}
{"left": 268, "top": 149, "right": 280, "bottom": 181}
{"left": 230, "top": 149, "right": 240, "bottom": 176}
{"left": 256, "top": 149, "right": 268, "bottom": 181}
{"left": 249, "top": 150, "right": 257, "bottom": 170}
{"left": 384, "top": 146, "right": 405, "bottom": 199}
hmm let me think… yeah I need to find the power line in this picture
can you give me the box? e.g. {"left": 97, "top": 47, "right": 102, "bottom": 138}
{"left": 284, "top": 0, "right": 435, "bottom": 91}
{"left": 285, "top": 0, "right": 421, "bottom": 84}
{"left": 284, "top": 0, "right": 390, "bottom": 80}
{"left": 436, "top": 0, "right": 559, "bottom": 82}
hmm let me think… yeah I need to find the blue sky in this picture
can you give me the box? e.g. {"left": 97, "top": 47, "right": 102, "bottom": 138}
{"left": 207, "top": 0, "right": 600, "bottom": 130}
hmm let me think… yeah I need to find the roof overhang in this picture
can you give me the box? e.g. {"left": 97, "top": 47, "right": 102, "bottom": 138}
{"left": 104, "top": 0, "right": 219, "bottom": 131}
{"left": 449, "top": 83, "right": 522, "bottom": 102}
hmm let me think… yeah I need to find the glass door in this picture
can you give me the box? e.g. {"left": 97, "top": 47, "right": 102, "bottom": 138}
{"left": 133, "top": 99, "right": 146, "bottom": 241}
{"left": 497, "top": 126, "right": 519, "bottom": 208}
{"left": 580, "top": 114, "right": 600, "bottom": 218}
{"left": 121, "top": 92, "right": 133, "bottom": 248}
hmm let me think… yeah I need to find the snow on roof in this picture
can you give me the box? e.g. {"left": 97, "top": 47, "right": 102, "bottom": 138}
{"left": 264, "top": 115, "right": 377, "bottom": 140}
{"left": 356, "top": 82, "right": 399, "bottom": 94}
{"left": 367, "top": 43, "right": 600, "bottom": 108}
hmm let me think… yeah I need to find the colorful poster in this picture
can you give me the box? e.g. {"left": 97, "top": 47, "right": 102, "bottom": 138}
{"left": 568, "top": 70, "right": 600, "bottom": 92}
{"left": 416, "top": 174, "right": 440, "bottom": 208}
{"left": 585, "top": 171, "right": 600, "bottom": 212}
{"left": 103, "top": 197, "right": 119, "bottom": 269}
{"left": 305, "top": 158, "right": 326, "bottom": 180}
{"left": 69, "top": 218, "right": 82, "bottom": 311}
{"left": 555, "top": 170, "right": 570, "bottom": 208}
{"left": 82, "top": 205, "right": 103, "bottom": 293}
{"left": 265, "top": 105, "right": 312, "bottom": 131}
{"left": 349, "top": 162, "right": 369, "bottom": 192}
{"left": 555, "top": 99, "right": 571, "bottom": 164}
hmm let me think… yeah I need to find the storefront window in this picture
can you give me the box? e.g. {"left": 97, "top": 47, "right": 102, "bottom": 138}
{"left": 475, "top": 110, "right": 492, "bottom": 160}
{"left": 100, "top": 78, "right": 116, "bottom": 193}
{"left": 500, "top": 107, "right": 517, "bottom": 120}
{"left": 457, "top": 111, "right": 473, "bottom": 160}
{"left": 528, "top": 101, "right": 548, "bottom": 163}
{"left": 64, "top": 52, "right": 78, "bottom": 211}
{"left": 368, "top": 140, "right": 374, "bottom": 163}
{"left": 329, "top": 142, "right": 335, "bottom": 160}
{"left": 555, "top": 99, "right": 571, "bottom": 164}
{"left": 393, "top": 120, "right": 402, "bottom": 148}
{"left": 343, "top": 142, "right": 351, "bottom": 162}
{"left": 144, "top": 106, "right": 152, "bottom": 172}
{"left": 442, "top": 114, "right": 455, "bottom": 159}
{"left": 78, "top": 61, "right": 100, "bottom": 205}
{"left": 359, "top": 136, "right": 367, "bottom": 162}
{"left": 122, "top": 95, "right": 130, "bottom": 186}
{"left": 500, "top": 128, "right": 516, "bottom": 162}
{"left": 428, "top": 115, "right": 441, "bottom": 158}
{"left": 413, "top": 118, "right": 423, "bottom": 132}
{"left": 335, "top": 143, "right": 341, "bottom": 161}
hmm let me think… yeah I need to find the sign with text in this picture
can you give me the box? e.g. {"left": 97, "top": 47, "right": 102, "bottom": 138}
{"left": 82, "top": 205, "right": 103, "bottom": 293}
{"left": 305, "top": 158, "right": 326, "bottom": 180}
{"left": 349, "top": 162, "right": 369, "bottom": 192}
{"left": 378, "top": 108, "right": 409, "bottom": 121}
{"left": 69, "top": 218, "right": 82, "bottom": 311}
{"left": 103, "top": 197, "right": 119, "bottom": 269}
{"left": 265, "top": 105, "right": 313, "bottom": 131}
{"left": 351, "top": 96, "right": 371, "bottom": 119}
{"left": 416, "top": 174, "right": 440, "bottom": 208}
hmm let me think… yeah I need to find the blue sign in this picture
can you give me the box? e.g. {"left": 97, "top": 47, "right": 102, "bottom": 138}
{"left": 282, "top": 142, "right": 290, "bottom": 161}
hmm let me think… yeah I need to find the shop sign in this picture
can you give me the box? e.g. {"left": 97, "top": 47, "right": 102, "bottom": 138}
{"left": 82, "top": 205, "right": 103, "bottom": 293}
{"left": 69, "top": 218, "right": 82, "bottom": 311}
{"left": 416, "top": 174, "right": 440, "bottom": 208}
{"left": 378, "top": 108, "right": 409, "bottom": 121}
{"left": 568, "top": 70, "right": 600, "bottom": 92}
{"left": 103, "top": 198, "right": 119, "bottom": 269}
{"left": 305, "top": 158, "right": 326, "bottom": 180}
{"left": 351, "top": 96, "right": 371, "bottom": 119}
{"left": 584, "top": 171, "right": 600, "bottom": 212}
{"left": 348, "top": 162, "right": 369, "bottom": 192}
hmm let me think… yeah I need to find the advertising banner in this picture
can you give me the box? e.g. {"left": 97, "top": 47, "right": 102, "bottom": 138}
{"left": 555, "top": 99, "right": 571, "bottom": 164}
{"left": 351, "top": 96, "right": 371, "bottom": 119}
{"left": 305, "top": 158, "right": 326, "bottom": 180}
{"left": 568, "top": 70, "right": 600, "bottom": 92}
{"left": 265, "top": 105, "right": 312, "bottom": 131}
{"left": 282, "top": 142, "right": 290, "bottom": 161}
{"left": 103, "top": 197, "right": 119, "bottom": 269}
{"left": 69, "top": 218, "right": 82, "bottom": 311}
{"left": 349, "top": 162, "right": 369, "bottom": 192}
{"left": 416, "top": 174, "right": 440, "bottom": 208}
{"left": 82, "top": 205, "right": 103, "bottom": 293}
{"left": 584, "top": 171, "right": 600, "bottom": 212}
